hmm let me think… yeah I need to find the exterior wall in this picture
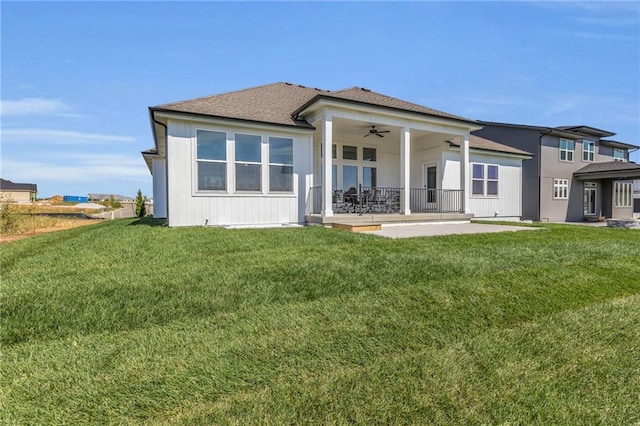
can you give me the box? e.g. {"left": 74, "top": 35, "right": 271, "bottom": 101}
{"left": 442, "top": 150, "right": 524, "bottom": 218}
{"left": 166, "top": 119, "right": 313, "bottom": 227}
{"left": 0, "top": 191, "right": 33, "bottom": 202}
{"left": 473, "top": 126, "right": 541, "bottom": 220}
{"left": 152, "top": 158, "right": 167, "bottom": 219}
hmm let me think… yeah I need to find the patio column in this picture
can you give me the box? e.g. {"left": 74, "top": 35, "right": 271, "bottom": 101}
{"left": 401, "top": 127, "right": 411, "bottom": 215}
{"left": 460, "top": 133, "right": 470, "bottom": 213}
{"left": 321, "top": 114, "right": 333, "bottom": 217}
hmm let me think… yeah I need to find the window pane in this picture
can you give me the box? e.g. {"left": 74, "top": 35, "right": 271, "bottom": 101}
{"left": 472, "top": 180, "right": 484, "bottom": 195}
{"left": 343, "top": 165, "right": 357, "bottom": 191}
{"left": 269, "top": 137, "right": 293, "bottom": 165}
{"left": 363, "top": 147, "right": 377, "bottom": 161}
{"left": 560, "top": 139, "right": 567, "bottom": 150}
{"left": 343, "top": 145, "right": 357, "bottom": 160}
{"left": 270, "top": 165, "right": 293, "bottom": 192}
{"left": 198, "top": 161, "right": 226, "bottom": 190}
{"left": 487, "top": 165, "right": 498, "bottom": 180}
{"left": 332, "top": 164, "right": 337, "bottom": 191}
{"left": 235, "top": 134, "right": 261, "bottom": 162}
{"left": 332, "top": 144, "right": 337, "bottom": 159}
{"left": 197, "top": 130, "right": 226, "bottom": 161}
{"left": 363, "top": 167, "right": 377, "bottom": 187}
{"left": 236, "top": 164, "right": 261, "bottom": 191}
{"left": 472, "top": 164, "right": 484, "bottom": 179}
{"left": 487, "top": 181, "right": 498, "bottom": 195}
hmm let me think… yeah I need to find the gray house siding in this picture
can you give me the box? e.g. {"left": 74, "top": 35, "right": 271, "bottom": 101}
{"left": 473, "top": 126, "right": 541, "bottom": 220}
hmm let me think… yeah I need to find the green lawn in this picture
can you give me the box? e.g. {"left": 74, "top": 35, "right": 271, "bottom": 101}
{"left": 1, "top": 219, "right": 639, "bottom": 424}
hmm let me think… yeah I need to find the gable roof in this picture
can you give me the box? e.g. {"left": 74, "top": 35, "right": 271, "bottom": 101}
{"left": 556, "top": 125, "right": 616, "bottom": 138}
{"left": 0, "top": 178, "right": 37, "bottom": 192}
{"left": 151, "top": 82, "right": 477, "bottom": 129}
{"left": 449, "top": 135, "right": 532, "bottom": 157}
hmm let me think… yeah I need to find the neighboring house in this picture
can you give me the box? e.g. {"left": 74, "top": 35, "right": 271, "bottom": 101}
{"left": 473, "top": 123, "right": 640, "bottom": 221}
{"left": 0, "top": 178, "right": 37, "bottom": 202}
{"left": 634, "top": 180, "right": 640, "bottom": 217}
{"left": 142, "top": 82, "right": 530, "bottom": 227}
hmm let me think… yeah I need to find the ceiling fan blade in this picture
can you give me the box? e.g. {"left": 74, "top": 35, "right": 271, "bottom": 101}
{"left": 378, "top": 130, "right": 390, "bottom": 133}
{"left": 375, "top": 133, "right": 384, "bottom": 137}
{"left": 364, "top": 133, "right": 371, "bottom": 137}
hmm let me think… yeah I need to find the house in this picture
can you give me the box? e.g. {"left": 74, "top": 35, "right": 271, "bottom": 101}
{"left": 473, "top": 123, "right": 640, "bottom": 222}
{"left": 0, "top": 178, "right": 37, "bottom": 202}
{"left": 142, "top": 82, "right": 531, "bottom": 227}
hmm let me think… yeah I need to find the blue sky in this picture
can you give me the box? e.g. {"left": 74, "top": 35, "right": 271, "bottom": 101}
{"left": 1, "top": 1, "right": 638, "bottom": 198}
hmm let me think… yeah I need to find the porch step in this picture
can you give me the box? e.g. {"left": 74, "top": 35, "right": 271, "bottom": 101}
{"left": 332, "top": 223, "right": 382, "bottom": 232}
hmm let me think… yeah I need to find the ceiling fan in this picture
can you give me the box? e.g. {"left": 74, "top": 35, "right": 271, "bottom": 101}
{"left": 364, "top": 125, "right": 390, "bottom": 138}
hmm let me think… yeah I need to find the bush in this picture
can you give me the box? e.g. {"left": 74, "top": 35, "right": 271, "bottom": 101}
{"left": 135, "top": 189, "right": 146, "bottom": 217}
{"left": 0, "top": 197, "right": 18, "bottom": 234}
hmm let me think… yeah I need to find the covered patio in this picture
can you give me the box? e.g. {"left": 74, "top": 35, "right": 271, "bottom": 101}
{"left": 298, "top": 94, "right": 481, "bottom": 224}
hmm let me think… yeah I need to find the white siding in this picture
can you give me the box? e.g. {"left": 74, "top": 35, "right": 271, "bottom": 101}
{"left": 442, "top": 150, "right": 524, "bottom": 218}
{"left": 152, "top": 158, "right": 167, "bottom": 218}
{"left": 166, "top": 119, "right": 313, "bottom": 227}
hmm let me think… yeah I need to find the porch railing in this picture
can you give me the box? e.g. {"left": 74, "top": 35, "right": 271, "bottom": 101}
{"left": 308, "top": 185, "right": 464, "bottom": 215}
{"left": 410, "top": 188, "right": 464, "bottom": 213}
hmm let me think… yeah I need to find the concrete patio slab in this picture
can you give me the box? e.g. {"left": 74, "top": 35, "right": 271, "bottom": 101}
{"left": 362, "top": 222, "right": 540, "bottom": 239}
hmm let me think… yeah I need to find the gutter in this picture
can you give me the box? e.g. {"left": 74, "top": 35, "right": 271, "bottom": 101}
{"left": 149, "top": 109, "right": 170, "bottom": 225}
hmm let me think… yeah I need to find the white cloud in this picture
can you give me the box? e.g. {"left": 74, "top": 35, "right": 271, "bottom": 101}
{"left": 0, "top": 97, "right": 80, "bottom": 117}
{"left": 1, "top": 128, "right": 135, "bottom": 144}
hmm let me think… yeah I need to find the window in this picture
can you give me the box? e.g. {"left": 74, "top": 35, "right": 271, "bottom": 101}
{"left": 235, "top": 134, "right": 261, "bottom": 191}
{"left": 269, "top": 137, "right": 293, "bottom": 192}
{"left": 582, "top": 141, "right": 595, "bottom": 162}
{"left": 559, "top": 139, "right": 574, "bottom": 162}
{"left": 363, "top": 147, "right": 377, "bottom": 162}
{"left": 553, "top": 179, "right": 568, "bottom": 199}
{"left": 472, "top": 164, "right": 484, "bottom": 195}
{"left": 197, "top": 130, "right": 226, "bottom": 191}
{"left": 343, "top": 165, "right": 357, "bottom": 191}
{"left": 614, "top": 182, "right": 632, "bottom": 207}
{"left": 614, "top": 148, "right": 626, "bottom": 162}
{"left": 343, "top": 145, "right": 357, "bottom": 160}
{"left": 363, "top": 167, "right": 377, "bottom": 187}
{"left": 471, "top": 164, "right": 498, "bottom": 196}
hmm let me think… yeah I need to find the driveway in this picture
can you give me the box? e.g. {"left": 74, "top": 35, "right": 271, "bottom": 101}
{"left": 363, "top": 222, "right": 540, "bottom": 239}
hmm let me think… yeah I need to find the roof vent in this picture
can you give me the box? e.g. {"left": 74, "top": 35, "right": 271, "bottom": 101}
{"left": 298, "top": 84, "right": 306, "bottom": 88}
{"left": 285, "top": 82, "right": 292, "bottom": 86}
{"left": 361, "top": 87, "right": 371, "bottom": 92}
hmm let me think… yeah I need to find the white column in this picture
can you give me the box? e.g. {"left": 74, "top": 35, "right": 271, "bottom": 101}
{"left": 321, "top": 115, "right": 333, "bottom": 217}
{"left": 460, "top": 134, "right": 470, "bottom": 214}
{"left": 400, "top": 127, "right": 411, "bottom": 215}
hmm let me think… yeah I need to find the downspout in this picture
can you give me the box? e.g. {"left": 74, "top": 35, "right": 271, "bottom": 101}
{"left": 538, "top": 128, "right": 553, "bottom": 222}
{"left": 150, "top": 109, "right": 169, "bottom": 224}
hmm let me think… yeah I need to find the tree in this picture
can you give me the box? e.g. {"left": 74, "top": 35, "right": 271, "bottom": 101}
{"left": 135, "top": 189, "right": 146, "bottom": 217}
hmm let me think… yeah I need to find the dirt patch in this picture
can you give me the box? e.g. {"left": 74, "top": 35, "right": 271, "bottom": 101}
{"left": 0, "top": 219, "right": 103, "bottom": 244}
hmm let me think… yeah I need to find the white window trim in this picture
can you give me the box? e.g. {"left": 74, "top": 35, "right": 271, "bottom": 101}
{"left": 582, "top": 141, "right": 595, "bottom": 162}
{"left": 559, "top": 138, "right": 574, "bottom": 163}
{"left": 553, "top": 178, "right": 569, "bottom": 200}
{"left": 192, "top": 127, "right": 297, "bottom": 197}
{"left": 268, "top": 136, "right": 295, "bottom": 193}
{"left": 470, "top": 163, "right": 499, "bottom": 198}
{"left": 195, "top": 128, "right": 229, "bottom": 194}
{"left": 331, "top": 143, "right": 377, "bottom": 191}
{"left": 613, "top": 148, "right": 626, "bottom": 162}
{"left": 234, "top": 132, "right": 263, "bottom": 193}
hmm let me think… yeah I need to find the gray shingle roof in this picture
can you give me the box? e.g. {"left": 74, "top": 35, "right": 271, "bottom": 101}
{"left": 151, "top": 82, "right": 477, "bottom": 128}
{"left": 0, "top": 178, "right": 37, "bottom": 192}
{"left": 575, "top": 161, "right": 640, "bottom": 174}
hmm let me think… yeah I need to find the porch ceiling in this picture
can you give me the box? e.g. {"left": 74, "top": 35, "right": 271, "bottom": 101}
{"left": 330, "top": 117, "right": 442, "bottom": 144}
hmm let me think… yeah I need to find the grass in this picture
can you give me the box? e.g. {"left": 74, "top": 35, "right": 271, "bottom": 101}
{"left": 1, "top": 218, "right": 639, "bottom": 424}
